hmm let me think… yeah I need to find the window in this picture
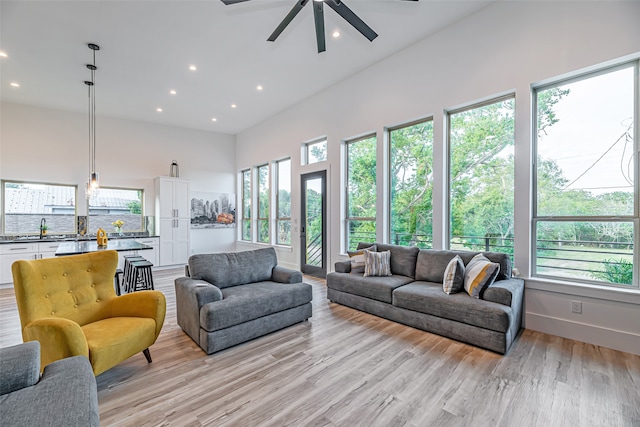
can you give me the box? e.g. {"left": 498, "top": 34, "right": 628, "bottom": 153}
{"left": 241, "top": 169, "right": 251, "bottom": 241}
{"left": 257, "top": 164, "right": 270, "bottom": 243}
{"left": 534, "top": 63, "right": 637, "bottom": 287}
{"left": 345, "top": 134, "right": 377, "bottom": 251}
{"left": 448, "top": 96, "right": 515, "bottom": 255}
{"left": 389, "top": 119, "right": 434, "bottom": 248}
{"left": 88, "top": 187, "right": 143, "bottom": 234}
{"left": 303, "top": 138, "right": 327, "bottom": 165}
{"left": 276, "top": 158, "right": 292, "bottom": 245}
{"left": 2, "top": 181, "right": 77, "bottom": 235}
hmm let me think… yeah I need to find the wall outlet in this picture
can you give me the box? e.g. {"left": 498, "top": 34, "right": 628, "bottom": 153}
{"left": 571, "top": 300, "right": 582, "bottom": 314}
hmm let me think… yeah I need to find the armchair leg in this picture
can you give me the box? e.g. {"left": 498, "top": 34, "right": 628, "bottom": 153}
{"left": 143, "top": 348, "right": 152, "bottom": 363}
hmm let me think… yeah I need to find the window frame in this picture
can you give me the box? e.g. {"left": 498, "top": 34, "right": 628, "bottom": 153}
{"left": 531, "top": 60, "right": 639, "bottom": 288}
{"left": 256, "top": 163, "right": 270, "bottom": 244}
{"left": 387, "top": 117, "right": 434, "bottom": 248}
{"left": 344, "top": 133, "right": 377, "bottom": 251}
{"left": 1, "top": 179, "right": 78, "bottom": 236}
{"left": 275, "top": 158, "right": 292, "bottom": 246}
{"left": 86, "top": 186, "right": 144, "bottom": 234}
{"left": 240, "top": 169, "right": 252, "bottom": 241}
{"left": 446, "top": 93, "right": 516, "bottom": 255}
{"left": 302, "top": 137, "right": 327, "bottom": 165}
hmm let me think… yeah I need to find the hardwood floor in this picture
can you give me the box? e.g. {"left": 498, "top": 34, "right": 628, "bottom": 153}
{"left": 1, "top": 268, "right": 639, "bottom": 426}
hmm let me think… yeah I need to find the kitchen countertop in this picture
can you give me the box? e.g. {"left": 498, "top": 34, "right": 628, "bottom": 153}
{"left": 0, "top": 235, "right": 159, "bottom": 244}
{"left": 55, "top": 239, "right": 153, "bottom": 256}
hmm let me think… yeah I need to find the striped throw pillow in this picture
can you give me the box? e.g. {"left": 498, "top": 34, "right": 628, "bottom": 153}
{"left": 348, "top": 244, "right": 377, "bottom": 274}
{"left": 443, "top": 255, "right": 465, "bottom": 294}
{"left": 363, "top": 249, "right": 392, "bottom": 277}
{"left": 464, "top": 253, "right": 500, "bottom": 298}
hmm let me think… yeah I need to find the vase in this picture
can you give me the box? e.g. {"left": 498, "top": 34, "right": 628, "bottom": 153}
{"left": 114, "top": 226, "right": 122, "bottom": 236}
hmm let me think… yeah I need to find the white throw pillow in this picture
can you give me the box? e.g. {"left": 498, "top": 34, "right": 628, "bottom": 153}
{"left": 443, "top": 255, "right": 465, "bottom": 294}
{"left": 363, "top": 249, "right": 392, "bottom": 277}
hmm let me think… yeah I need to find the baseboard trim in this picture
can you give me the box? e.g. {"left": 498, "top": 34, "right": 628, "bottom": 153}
{"left": 525, "top": 312, "right": 640, "bottom": 355}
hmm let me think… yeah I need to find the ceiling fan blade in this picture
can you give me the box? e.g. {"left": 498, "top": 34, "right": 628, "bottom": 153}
{"left": 268, "top": 0, "right": 310, "bottom": 42}
{"left": 325, "top": 0, "right": 378, "bottom": 42}
{"left": 220, "top": 0, "right": 252, "bottom": 5}
{"left": 313, "top": 1, "right": 326, "bottom": 53}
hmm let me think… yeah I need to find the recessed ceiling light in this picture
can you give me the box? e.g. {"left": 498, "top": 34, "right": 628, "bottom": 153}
{"left": 211, "top": 118, "right": 217, "bottom": 122}
{"left": 10, "top": 82, "right": 20, "bottom": 88}
{"left": 0, "top": 51, "right": 7, "bottom": 58}
{"left": 189, "top": 65, "right": 197, "bottom": 71}
{"left": 332, "top": 31, "right": 340, "bottom": 38}
{"left": 256, "top": 85, "right": 263, "bottom": 91}
{"left": 156, "top": 108, "right": 163, "bottom": 112}
{"left": 169, "top": 90, "right": 177, "bottom": 95}
{"left": 231, "top": 104, "right": 237, "bottom": 109}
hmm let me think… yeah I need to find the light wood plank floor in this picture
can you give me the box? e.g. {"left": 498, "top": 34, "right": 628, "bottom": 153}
{"left": 1, "top": 268, "right": 639, "bottom": 426}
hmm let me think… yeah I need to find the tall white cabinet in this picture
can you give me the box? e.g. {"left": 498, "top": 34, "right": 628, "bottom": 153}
{"left": 154, "top": 177, "right": 190, "bottom": 266}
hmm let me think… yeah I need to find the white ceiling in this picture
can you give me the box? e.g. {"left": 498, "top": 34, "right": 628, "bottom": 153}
{"left": 0, "top": 0, "right": 492, "bottom": 135}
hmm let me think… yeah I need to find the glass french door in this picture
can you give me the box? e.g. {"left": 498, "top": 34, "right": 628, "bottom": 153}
{"left": 300, "top": 171, "right": 326, "bottom": 278}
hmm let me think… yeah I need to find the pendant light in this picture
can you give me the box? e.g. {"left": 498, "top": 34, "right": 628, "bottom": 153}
{"left": 85, "top": 43, "right": 100, "bottom": 199}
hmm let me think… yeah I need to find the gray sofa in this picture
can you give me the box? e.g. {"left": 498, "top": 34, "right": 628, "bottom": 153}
{"left": 175, "top": 247, "right": 313, "bottom": 354}
{"left": 327, "top": 243, "right": 524, "bottom": 354}
{"left": 0, "top": 341, "right": 100, "bottom": 426}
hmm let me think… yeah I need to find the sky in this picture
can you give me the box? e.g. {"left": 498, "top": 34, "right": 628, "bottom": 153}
{"left": 538, "top": 65, "right": 635, "bottom": 196}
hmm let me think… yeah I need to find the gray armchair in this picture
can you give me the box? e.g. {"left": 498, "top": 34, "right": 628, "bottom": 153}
{"left": 0, "top": 341, "right": 99, "bottom": 426}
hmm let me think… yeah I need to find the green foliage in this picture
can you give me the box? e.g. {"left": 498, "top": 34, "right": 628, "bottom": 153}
{"left": 127, "top": 200, "right": 142, "bottom": 214}
{"left": 592, "top": 258, "right": 633, "bottom": 285}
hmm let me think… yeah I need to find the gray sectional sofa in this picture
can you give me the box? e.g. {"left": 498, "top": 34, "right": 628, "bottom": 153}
{"left": 0, "top": 341, "right": 100, "bottom": 426}
{"left": 327, "top": 243, "right": 524, "bottom": 354}
{"left": 175, "top": 247, "right": 313, "bottom": 354}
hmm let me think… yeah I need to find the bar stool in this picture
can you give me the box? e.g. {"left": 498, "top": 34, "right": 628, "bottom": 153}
{"left": 122, "top": 255, "right": 145, "bottom": 293}
{"left": 114, "top": 268, "right": 124, "bottom": 296}
{"left": 128, "top": 259, "right": 155, "bottom": 292}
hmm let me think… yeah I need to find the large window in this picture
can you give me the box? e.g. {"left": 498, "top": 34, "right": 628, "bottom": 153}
{"left": 448, "top": 96, "right": 515, "bottom": 255}
{"left": 276, "top": 158, "right": 292, "bottom": 245}
{"left": 241, "top": 169, "right": 251, "bottom": 241}
{"left": 87, "top": 187, "right": 143, "bottom": 234}
{"left": 534, "top": 63, "right": 637, "bottom": 287}
{"left": 389, "top": 119, "right": 434, "bottom": 248}
{"left": 345, "top": 134, "right": 377, "bottom": 251}
{"left": 257, "top": 164, "right": 270, "bottom": 243}
{"left": 303, "top": 138, "right": 327, "bottom": 165}
{"left": 2, "top": 181, "right": 77, "bottom": 235}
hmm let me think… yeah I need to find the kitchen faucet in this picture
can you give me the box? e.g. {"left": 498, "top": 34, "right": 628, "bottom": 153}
{"left": 39, "top": 218, "right": 47, "bottom": 239}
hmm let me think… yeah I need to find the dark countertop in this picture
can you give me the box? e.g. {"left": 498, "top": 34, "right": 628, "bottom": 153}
{"left": 55, "top": 239, "right": 153, "bottom": 256}
{"left": 0, "top": 235, "right": 159, "bottom": 245}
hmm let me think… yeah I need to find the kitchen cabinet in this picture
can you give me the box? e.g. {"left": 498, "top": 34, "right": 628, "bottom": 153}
{"left": 155, "top": 177, "right": 190, "bottom": 266}
{"left": 0, "top": 242, "right": 54, "bottom": 284}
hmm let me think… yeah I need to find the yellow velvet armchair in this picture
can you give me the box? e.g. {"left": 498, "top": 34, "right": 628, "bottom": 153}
{"left": 12, "top": 250, "right": 166, "bottom": 376}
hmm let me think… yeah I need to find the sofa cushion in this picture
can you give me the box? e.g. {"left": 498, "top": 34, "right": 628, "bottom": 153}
{"left": 188, "top": 247, "right": 277, "bottom": 289}
{"left": 200, "top": 281, "right": 312, "bottom": 332}
{"left": 361, "top": 243, "right": 420, "bottom": 278}
{"left": 364, "top": 249, "right": 392, "bottom": 277}
{"left": 392, "top": 281, "right": 511, "bottom": 333}
{"left": 442, "top": 255, "right": 465, "bottom": 294}
{"left": 464, "top": 254, "right": 500, "bottom": 298}
{"left": 326, "top": 272, "right": 413, "bottom": 304}
{"left": 415, "top": 249, "right": 512, "bottom": 283}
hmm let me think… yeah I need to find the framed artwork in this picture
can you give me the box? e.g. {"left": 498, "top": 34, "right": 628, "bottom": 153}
{"left": 190, "top": 192, "right": 236, "bottom": 229}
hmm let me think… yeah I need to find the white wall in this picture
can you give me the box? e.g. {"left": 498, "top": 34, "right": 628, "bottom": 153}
{"left": 0, "top": 102, "right": 237, "bottom": 255}
{"left": 236, "top": 1, "right": 640, "bottom": 354}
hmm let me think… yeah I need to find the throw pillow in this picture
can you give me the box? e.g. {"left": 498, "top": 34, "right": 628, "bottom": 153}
{"left": 347, "top": 244, "right": 377, "bottom": 274}
{"left": 363, "top": 249, "right": 392, "bottom": 277}
{"left": 464, "top": 253, "right": 500, "bottom": 298}
{"left": 442, "top": 255, "right": 465, "bottom": 294}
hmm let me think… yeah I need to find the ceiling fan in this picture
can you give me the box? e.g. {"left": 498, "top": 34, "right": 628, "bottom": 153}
{"left": 221, "top": 0, "right": 419, "bottom": 53}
